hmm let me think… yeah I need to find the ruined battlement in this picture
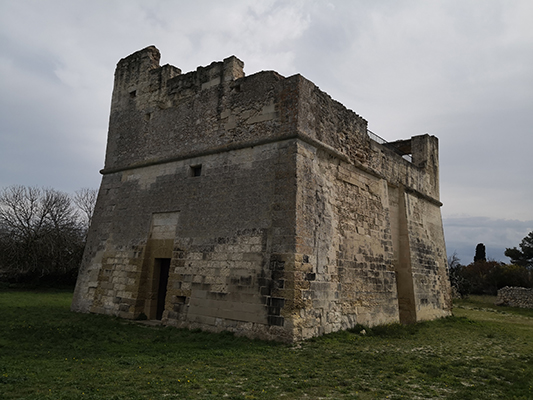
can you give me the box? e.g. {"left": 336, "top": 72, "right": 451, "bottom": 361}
{"left": 114, "top": 48, "right": 244, "bottom": 107}
{"left": 72, "top": 46, "right": 451, "bottom": 341}
{"left": 104, "top": 46, "right": 439, "bottom": 203}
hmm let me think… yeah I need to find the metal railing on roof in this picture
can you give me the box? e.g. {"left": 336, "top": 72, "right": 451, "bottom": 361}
{"left": 367, "top": 129, "right": 388, "bottom": 145}
{"left": 367, "top": 129, "right": 412, "bottom": 163}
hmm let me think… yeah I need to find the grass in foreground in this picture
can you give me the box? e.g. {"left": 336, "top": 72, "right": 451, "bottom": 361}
{"left": 0, "top": 290, "right": 532, "bottom": 399}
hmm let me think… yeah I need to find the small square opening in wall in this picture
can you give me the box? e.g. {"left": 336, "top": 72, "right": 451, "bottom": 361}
{"left": 129, "top": 90, "right": 136, "bottom": 98}
{"left": 190, "top": 165, "right": 202, "bottom": 177}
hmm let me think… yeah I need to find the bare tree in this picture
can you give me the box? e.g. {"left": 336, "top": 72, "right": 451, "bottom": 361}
{"left": 74, "top": 188, "right": 98, "bottom": 232}
{"left": 447, "top": 251, "right": 461, "bottom": 270}
{"left": 0, "top": 186, "right": 47, "bottom": 241}
{"left": 0, "top": 185, "right": 86, "bottom": 283}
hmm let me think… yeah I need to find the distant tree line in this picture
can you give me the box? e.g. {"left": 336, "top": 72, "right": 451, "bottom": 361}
{"left": 0, "top": 185, "right": 97, "bottom": 286}
{"left": 449, "top": 232, "right": 533, "bottom": 297}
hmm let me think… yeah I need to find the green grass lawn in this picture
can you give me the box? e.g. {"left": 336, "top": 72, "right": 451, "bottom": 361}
{"left": 1, "top": 290, "right": 532, "bottom": 400}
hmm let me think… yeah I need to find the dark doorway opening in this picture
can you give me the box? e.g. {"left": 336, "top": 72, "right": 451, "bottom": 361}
{"left": 155, "top": 258, "right": 171, "bottom": 320}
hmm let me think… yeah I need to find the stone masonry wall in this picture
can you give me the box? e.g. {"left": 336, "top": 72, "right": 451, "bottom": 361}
{"left": 290, "top": 141, "right": 400, "bottom": 339}
{"left": 496, "top": 287, "right": 533, "bottom": 309}
{"left": 104, "top": 46, "right": 300, "bottom": 174}
{"left": 73, "top": 140, "right": 299, "bottom": 341}
{"left": 72, "top": 46, "right": 452, "bottom": 341}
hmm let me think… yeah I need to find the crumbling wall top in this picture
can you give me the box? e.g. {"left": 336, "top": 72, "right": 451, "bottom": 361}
{"left": 104, "top": 46, "right": 441, "bottom": 203}
{"left": 114, "top": 46, "right": 163, "bottom": 85}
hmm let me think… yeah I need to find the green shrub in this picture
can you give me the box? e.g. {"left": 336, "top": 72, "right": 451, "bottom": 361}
{"left": 451, "top": 260, "right": 532, "bottom": 296}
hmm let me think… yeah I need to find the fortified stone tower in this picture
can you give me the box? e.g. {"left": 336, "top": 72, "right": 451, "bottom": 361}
{"left": 72, "top": 46, "right": 451, "bottom": 341}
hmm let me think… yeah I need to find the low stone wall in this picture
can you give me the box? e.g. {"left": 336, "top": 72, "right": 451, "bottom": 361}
{"left": 496, "top": 286, "right": 533, "bottom": 309}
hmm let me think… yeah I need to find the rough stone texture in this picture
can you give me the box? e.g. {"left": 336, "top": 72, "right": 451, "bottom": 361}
{"left": 71, "top": 46, "right": 452, "bottom": 341}
{"left": 496, "top": 287, "right": 533, "bottom": 309}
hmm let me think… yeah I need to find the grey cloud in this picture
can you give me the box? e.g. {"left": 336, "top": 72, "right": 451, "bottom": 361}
{"left": 444, "top": 216, "right": 533, "bottom": 263}
{"left": 0, "top": 1, "right": 531, "bottom": 249}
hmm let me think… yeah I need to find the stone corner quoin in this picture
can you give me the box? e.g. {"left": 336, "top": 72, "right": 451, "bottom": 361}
{"left": 71, "top": 45, "right": 452, "bottom": 342}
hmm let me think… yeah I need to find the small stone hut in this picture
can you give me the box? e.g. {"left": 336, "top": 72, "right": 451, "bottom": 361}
{"left": 71, "top": 46, "right": 452, "bottom": 341}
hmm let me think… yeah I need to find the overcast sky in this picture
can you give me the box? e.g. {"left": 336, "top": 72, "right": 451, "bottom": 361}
{"left": 1, "top": 0, "right": 532, "bottom": 264}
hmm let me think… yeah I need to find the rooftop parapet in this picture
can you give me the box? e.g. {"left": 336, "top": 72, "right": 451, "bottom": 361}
{"left": 111, "top": 46, "right": 244, "bottom": 111}
{"left": 104, "top": 46, "right": 440, "bottom": 203}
